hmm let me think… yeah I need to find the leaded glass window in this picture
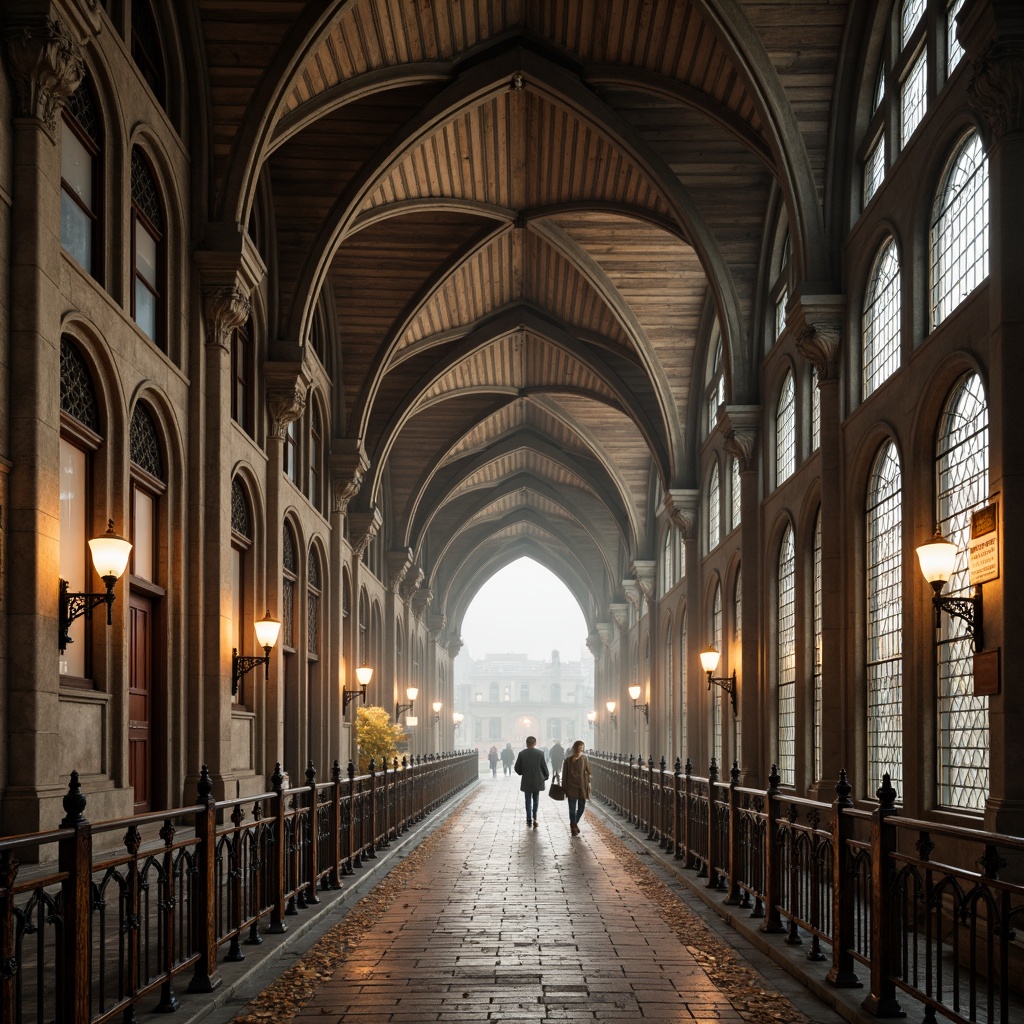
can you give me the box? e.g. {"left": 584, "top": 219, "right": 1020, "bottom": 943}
{"left": 900, "top": 49, "right": 927, "bottom": 147}
{"left": 308, "top": 550, "right": 320, "bottom": 657}
{"left": 131, "top": 149, "right": 163, "bottom": 346}
{"left": 863, "top": 240, "right": 901, "bottom": 399}
{"left": 901, "top": 0, "right": 926, "bottom": 47}
{"left": 774, "top": 289, "right": 788, "bottom": 343}
{"left": 866, "top": 442, "right": 903, "bottom": 795}
{"left": 129, "top": 404, "right": 163, "bottom": 480}
{"left": 131, "top": 0, "right": 166, "bottom": 106}
{"left": 730, "top": 457, "right": 742, "bottom": 531}
{"left": 811, "top": 367, "right": 821, "bottom": 451}
{"left": 661, "top": 529, "right": 673, "bottom": 596}
{"left": 873, "top": 66, "right": 885, "bottom": 114}
{"left": 813, "top": 513, "right": 823, "bottom": 782}
{"left": 60, "top": 337, "right": 100, "bottom": 431}
{"left": 733, "top": 568, "right": 742, "bottom": 642}
{"left": 864, "top": 134, "right": 885, "bottom": 206}
{"left": 231, "top": 479, "right": 251, "bottom": 540}
{"left": 232, "top": 318, "right": 254, "bottom": 436}
{"left": 706, "top": 341, "right": 724, "bottom": 438}
{"left": 310, "top": 402, "right": 323, "bottom": 509}
{"left": 936, "top": 373, "right": 989, "bottom": 811}
{"left": 707, "top": 462, "right": 721, "bottom": 552}
{"left": 777, "top": 528, "right": 796, "bottom": 786}
{"left": 947, "top": 0, "right": 966, "bottom": 74}
{"left": 931, "top": 133, "right": 988, "bottom": 328}
{"left": 776, "top": 372, "right": 796, "bottom": 486}
{"left": 61, "top": 80, "right": 100, "bottom": 275}
{"left": 283, "top": 524, "right": 296, "bottom": 649}
{"left": 711, "top": 583, "right": 723, "bottom": 764}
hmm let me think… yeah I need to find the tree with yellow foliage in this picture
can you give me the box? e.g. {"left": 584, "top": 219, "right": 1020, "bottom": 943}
{"left": 354, "top": 705, "right": 408, "bottom": 775}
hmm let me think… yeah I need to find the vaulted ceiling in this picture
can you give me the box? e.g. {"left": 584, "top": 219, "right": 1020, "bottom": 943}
{"left": 195, "top": 0, "right": 848, "bottom": 636}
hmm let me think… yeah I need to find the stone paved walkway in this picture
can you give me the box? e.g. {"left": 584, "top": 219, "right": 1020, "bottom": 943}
{"left": 236, "top": 773, "right": 848, "bottom": 1023}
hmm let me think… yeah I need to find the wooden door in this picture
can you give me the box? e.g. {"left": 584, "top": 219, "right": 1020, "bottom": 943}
{"left": 129, "top": 593, "right": 153, "bottom": 813}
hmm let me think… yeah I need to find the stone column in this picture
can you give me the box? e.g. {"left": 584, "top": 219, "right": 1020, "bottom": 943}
{"left": 961, "top": 0, "right": 1024, "bottom": 834}
{"left": 2, "top": 14, "right": 85, "bottom": 833}
{"left": 630, "top": 559, "right": 657, "bottom": 752}
{"left": 795, "top": 298, "right": 845, "bottom": 800}
{"left": 722, "top": 407, "right": 761, "bottom": 786}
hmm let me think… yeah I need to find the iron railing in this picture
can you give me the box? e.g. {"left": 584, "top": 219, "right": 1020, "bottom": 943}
{"left": 590, "top": 753, "right": 1024, "bottom": 1023}
{"left": 0, "top": 751, "right": 476, "bottom": 1024}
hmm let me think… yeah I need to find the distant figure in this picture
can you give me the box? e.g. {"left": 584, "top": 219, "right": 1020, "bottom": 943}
{"left": 487, "top": 746, "right": 499, "bottom": 777}
{"left": 500, "top": 742, "right": 515, "bottom": 776}
{"left": 561, "top": 739, "right": 592, "bottom": 836}
{"left": 549, "top": 740, "right": 565, "bottom": 783}
{"left": 514, "top": 736, "right": 549, "bottom": 828}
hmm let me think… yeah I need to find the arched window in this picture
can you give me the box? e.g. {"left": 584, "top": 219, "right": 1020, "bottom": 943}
{"left": 129, "top": 404, "right": 164, "bottom": 584}
{"left": 664, "top": 623, "right": 673, "bottom": 756}
{"left": 61, "top": 78, "right": 101, "bottom": 278}
{"left": 60, "top": 337, "right": 101, "bottom": 681}
{"left": 131, "top": 0, "right": 166, "bottom": 107}
{"left": 231, "top": 316, "right": 255, "bottom": 437}
{"left": 935, "top": 373, "right": 989, "bottom": 811}
{"left": 130, "top": 148, "right": 164, "bottom": 348}
{"left": 899, "top": 6, "right": 927, "bottom": 147}
{"left": 707, "top": 462, "right": 720, "bottom": 552}
{"left": 705, "top": 339, "right": 724, "bottom": 438}
{"left": 931, "top": 132, "right": 989, "bottom": 328}
{"left": 230, "top": 479, "right": 253, "bottom": 705}
{"left": 866, "top": 441, "right": 903, "bottom": 794}
{"left": 730, "top": 457, "right": 742, "bottom": 531}
{"left": 284, "top": 419, "right": 299, "bottom": 484}
{"left": 661, "top": 528, "right": 673, "bottom": 596}
{"left": 776, "top": 371, "right": 796, "bottom": 485}
{"left": 309, "top": 400, "right": 323, "bottom": 511}
{"left": 862, "top": 239, "right": 901, "bottom": 399}
{"left": 282, "top": 524, "right": 297, "bottom": 650}
{"left": 777, "top": 527, "right": 796, "bottom": 786}
{"left": 710, "top": 582, "right": 723, "bottom": 764}
{"left": 810, "top": 367, "right": 821, "bottom": 451}
{"left": 812, "top": 512, "right": 823, "bottom": 783}
{"left": 308, "top": 550, "right": 321, "bottom": 658}
{"left": 358, "top": 588, "right": 369, "bottom": 666}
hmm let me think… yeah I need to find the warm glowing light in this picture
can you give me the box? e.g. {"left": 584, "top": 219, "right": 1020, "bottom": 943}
{"left": 700, "top": 646, "right": 721, "bottom": 675}
{"left": 88, "top": 520, "right": 132, "bottom": 580}
{"left": 406, "top": 686, "right": 419, "bottom": 701}
{"left": 432, "top": 701, "right": 442, "bottom": 713}
{"left": 628, "top": 684, "right": 641, "bottom": 701}
{"left": 355, "top": 663, "right": 373, "bottom": 687}
{"left": 916, "top": 528, "right": 958, "bottom": 587}
{"left": 606, "top": 700, "right": 616, "bottom": 714}
{"left": 253, "top": 611, "right": 281, "bottom": 651}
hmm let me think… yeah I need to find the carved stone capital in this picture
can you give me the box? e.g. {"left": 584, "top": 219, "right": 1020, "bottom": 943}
{"left": 387, "top": 548, "right": 413, "bottom": 594}
{"left": 660, "top": 488, "right": 699, "bottom": 538}
{"left": 331, "top": 440, "right": 370, "bottom": 516}
{"left": 969, "top": 41, "right": 1024, "bottom": 140}
{"left": 447, "top": 633, "right": 464, "bottom": 658}
{"left": 586, "top": 629, "right": 605, "bottom": 656}
{"left": 720, "top": 405, "right": 761, "bottom": 472}
{"left": 789, "top": 290, "right": 845, "bottom": 381}
{"left": 596, "top": 622, "right": 613, "bottom": 649}
{"left": 609, "top": 602, "right": 629, "bottom": 633}
{"left": 4, "top": 16, "right": 84, "bottom": 135}
{"left": 412, "top": 587, "right": 434, "bottom": 620}
{"left": 350, "top": 506, "right": 382, "bottom": 559}
{"left": 203, "top": 285, "right": 250, "bottom": 353}
{"left": 630, "top": 560, "right": 656, "bottom": 606}
{"left": 427, "top": 611, "right": 447, "bottom": 640}
{"left": 266, "top": 363, "right": 308, "bottom": 440}
{"left": 400, "top": 566, "right": 424, "bottom": 603}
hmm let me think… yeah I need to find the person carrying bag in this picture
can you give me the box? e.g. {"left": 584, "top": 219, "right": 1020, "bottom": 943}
{"left": 561, "top": 740, "right": 592, "bottom": 836}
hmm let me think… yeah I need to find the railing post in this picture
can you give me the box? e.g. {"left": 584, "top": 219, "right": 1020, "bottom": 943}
{"left": 1, "top": 850, "right": 18, "bottom": 1023}
{"left": 225, "top": 805, "right": 246, "bottom": 961}
{"left": 724, "top": 761, "right": 741, "bottom": 905}
{"left": 646, "top": 756, "right": 656, "bottom": 839}
{"left": 659, "top": 756, "right": 670, "bottom": 848}
{"left": 673, "top": 757, "right": 684, "bottom": 859}
{"left": 267, "top": 763, "right": 287, "bottom": 934}
{"left": 348, "top": 761, "right": 360, "bottom": 869}
{"left": 155, "top": 818, "right": 181, "bottom": 1010}
{"left": 330, "top": 760, "right": 343, "bottom": 888}
{"left": 862, "top": 774, "right": 904, "bottom": 1017}
{"left": 188, "top": 765, "right": 224, "bottom": 991}
{"left": 57, "top": 772, "right": 93, "bottom": 1023}
{"left": 401, "top": 756, "right": 409, "bottom": 831}
{"left": 122, "top": 823, "right": 144, "bottom": 1005}
{"left": 305, "top": 761, "right": 321, "bottom": 904}
{"left": 682, "top": 758, "right": 694, "bottom": 867}
{"left": 367, "top": 758, "right": 378, "bottom": 856}
{"left": 761, "top": 763, "right": 786, "bottom": 934}
{"left": 707, "top": 758, "right": 721, "bottom": 889}
{"left": 828, "top": 769, "right": 861, "bottom": 988}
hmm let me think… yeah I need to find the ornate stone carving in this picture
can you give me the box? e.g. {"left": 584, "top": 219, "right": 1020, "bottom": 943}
{"left": 5, "top": 16, "right": 84, "bottom": 135}
{"left": 412, "top": 587, "right": 434, "bottom": 620}
{"left": 427, "top": 611, "right": 447, "bottom": 641}
{"left": 631, "top": 560, "right": 656, "bottom": 606}
{"left": 796, "top": 319, "right": 843, "bottom": 381}
{"left": 350, "top": 507, "right": 382, "bottom": 558}
{"left": 447, "top": 633, "right": 464, "bottom": 658}
{"left": 331, "top": 440, "right": 370, "bottom": 516}
{"left": 266, "top": 380, "right": 306, "bottom": 439}
{"left": 387, "top": 548, "right": 413, "bottom": 593}
{"left": 969, "top": 41, "right": 1024, "bottom": 140}
{"left": 400, "top": 566, "right": 424, "bottom": 603}
{"left": 661, "top": 489, "right": 699, "bottom": 538}
{"left": 203, "top": 285, "right": 250, "bottom": 353}
{"left": 720, "top": 405, "right": 761, "bottom": 472}
{"left": 596, "top": 622, "right": 613, "bottom": 648}
{"left": 586, "top": 629, "right": 605, "bottom": 656}
{"left": 608, "top": 602, "right": 629, "bottom": 633}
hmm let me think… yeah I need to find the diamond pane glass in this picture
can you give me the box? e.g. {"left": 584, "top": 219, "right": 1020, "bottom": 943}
{"left": 813, "top": 513, "right": 823, "bottom": 782}
{"left": 708, "top": 462, "right": 720, "bottom": 551}
{"left": 283, "top": 525, "right": 296, "bottom": 573}
{"left": 283, "top": 578, "right": 294, "bottom": 649}
{"left": 308, "top": 591, "right": 319, "bottom": 655}
{"left": 931, "top": 133, "right": 988, "bottom": 328}
{"left": 901, "top": 0, "right": 926, "bottom": 47}
{"left": 864, "top": 134, "right": 885, "bottom": 206}
{"left": 60, "top": 337, "right": 99, "bottom": 431}
{"left": 866, "top": 442, "right": 903, "bottom": 795}
{"left": 936, "top": 373, "right": 988, "bottom": 811}
{"left": 811, "top": 367, "right": 821, "bottom": 451}
{"left": 900, "top": 49, "right": 927, "bottom": 147}
{"left": 947, "top": 0, "right": 966, "bottom": 74}
{"left": 776, "top": 372, "right": 795, "bottom": 485}
{"left": 231, "top": 479, "right": 250, "bottom": 540}
{"left": 129, "top": 404, "right": 163, "bottom": 479}
{"left": 778, "top": 528, "right": 796, "bottom": 786}
{"left": 131, "top": 148, "right": 163, "bottom": 232}
{"left": 862, "top": 240, "right": 901, "bottom": 399}
{"left": 731, "top": 457, "right": 742, "bottom": 531}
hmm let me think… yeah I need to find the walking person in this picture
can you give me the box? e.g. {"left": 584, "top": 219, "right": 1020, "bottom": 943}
{"left": 561, "top": 740, "right": 592, "bottom": 836}
{"left": 487, "top": 746, "right": 499, "bottom": 777}
{"left": 548, "top": 740, "right": 565, "bottom": 783}
{"left": 514, "top": 736, "right": 549, "bottom": 828}
{"left": 500, "top": 742, "right": 515, "bottom": 776}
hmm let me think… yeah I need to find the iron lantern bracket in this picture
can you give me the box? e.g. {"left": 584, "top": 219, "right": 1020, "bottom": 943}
{"left": 631, "top": 699, "right": 650, "bottom": 724}
{"left": 342, "top": 687, "right": 366, "bottom": 711}
{"left": 59, "top": 576, "right": 117, "bottom": 653}
{"left": 932, "top": 585, "right": 983, "bottom": 651}
{"left": 232, "top": 646, "right": 271, "bottom": 697}
{"left": 706, "top": 669, "right": 738, "bottom": 715}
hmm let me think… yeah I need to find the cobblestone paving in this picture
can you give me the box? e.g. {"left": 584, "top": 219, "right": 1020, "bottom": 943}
{"left": 230, "top": 776, "right": 845, "bottom": 1023}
